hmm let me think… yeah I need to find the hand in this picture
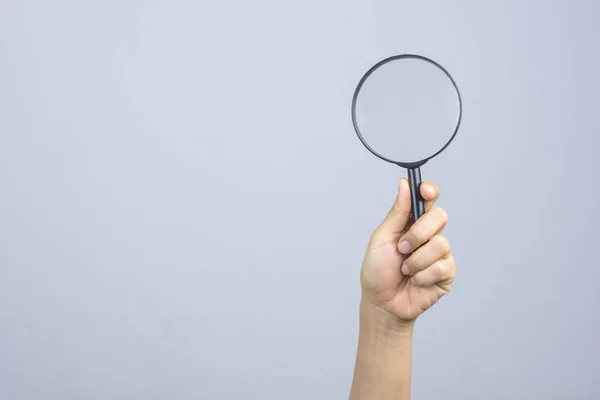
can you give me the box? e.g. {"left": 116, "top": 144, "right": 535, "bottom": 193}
{"left": 360, "top": 178, "right": 456, "bottom": 323}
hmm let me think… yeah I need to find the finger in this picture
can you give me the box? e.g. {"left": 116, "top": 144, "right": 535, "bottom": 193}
{"left": 410, "top": 255, "right": 456, "bottom": 288}
{"left": 397, "top": 206, "right": 448, "bottom": 254}
{"left": 372, "top": 178, "right": 412, "bottom": 240}
{"left": 421, "top": 181, "right": 447, "bottom": 234}
{"left": 420, "top": 181, "right": 440, "bottom": 212}
{"left": 400, "top": 235, "right": 451, "bottom": 276}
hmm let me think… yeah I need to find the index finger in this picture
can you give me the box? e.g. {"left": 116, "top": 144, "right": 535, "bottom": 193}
{"left": 420, "top": 181, "right": 440, "bottom": 212}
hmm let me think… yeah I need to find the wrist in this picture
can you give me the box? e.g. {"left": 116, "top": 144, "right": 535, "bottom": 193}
{"left": 359, "top": 300, "right": 415, "bottom": 339}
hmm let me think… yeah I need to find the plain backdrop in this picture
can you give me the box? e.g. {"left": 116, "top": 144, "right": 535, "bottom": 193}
{"left": 1, "top": 1, "right": 599, "bottom": 399}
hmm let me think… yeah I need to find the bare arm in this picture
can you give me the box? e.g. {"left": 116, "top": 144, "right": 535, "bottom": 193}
{"left": 350, "top": 302, "right": 414, "bottom": 400}
{"left": 350, "top": 179, "right": 457, "bottom": 399}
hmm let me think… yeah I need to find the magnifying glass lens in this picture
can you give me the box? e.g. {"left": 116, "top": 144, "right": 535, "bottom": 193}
{"left": 354, "top": 58, "right": 461, "bottom": 164}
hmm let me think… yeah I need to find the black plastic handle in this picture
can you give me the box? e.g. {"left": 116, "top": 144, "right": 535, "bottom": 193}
{"left": 407, "top": 167, "right": 425, "bottom": 223}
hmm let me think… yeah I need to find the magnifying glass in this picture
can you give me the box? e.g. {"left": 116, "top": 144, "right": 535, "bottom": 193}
{"left": 351, "top": 54, "right": 463, "bottom": 223}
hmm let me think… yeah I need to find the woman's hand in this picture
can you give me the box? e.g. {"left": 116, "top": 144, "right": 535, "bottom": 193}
{"left": 351, "top": 179, "right": 456, "bottom": 400}
{"left": 360, "top": 178, "right": 456, "bottom": 324}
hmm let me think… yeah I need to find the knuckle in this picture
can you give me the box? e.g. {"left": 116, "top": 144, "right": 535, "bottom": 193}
{"left": 432, "top": 234, "right": 451, "bottom": 254}
{"left": 411, "top": 275, "right": 422, "bottom": 286}
{"left": 434, "top": 261, "right": 450, "bottom": 279}
{"left": 391, "top": 200, "right": 403, "bottom": 214}
{"left": 370, "top": 225, "right": 386, "bottom": 240}
{"left": 369, "top": 228, "right": 394, "bottom": 250}
{"left": 368, "top": 230, "right": 382, "bottom": 247}
{"left": 411, "top": 230, "right": 427, "bottom": 244}
{"left": 432, "top": 206, "right": 449, "bottom": 224}
{"left": 446, "top": 263, "right": 457, "bottom": 281}
{"left": 370, "top": 227, "right": 380, "bottom": 240}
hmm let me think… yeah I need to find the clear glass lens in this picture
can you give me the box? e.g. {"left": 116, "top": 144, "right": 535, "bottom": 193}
{"left": 354, "top": 58, "right": 461, "bottom": 163}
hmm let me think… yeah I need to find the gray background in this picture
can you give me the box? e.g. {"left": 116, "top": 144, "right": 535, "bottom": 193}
{"left": 0, "top": 0, "right": 598, "bottom": 399}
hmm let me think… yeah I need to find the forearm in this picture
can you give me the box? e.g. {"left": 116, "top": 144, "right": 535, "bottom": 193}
{"left": 350, "top": 301, "right": 414, "bottom": 400}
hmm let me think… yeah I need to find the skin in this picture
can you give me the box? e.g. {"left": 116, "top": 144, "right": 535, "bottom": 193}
{"left": 350, "top": 178, "right": 457, "bottom": 400}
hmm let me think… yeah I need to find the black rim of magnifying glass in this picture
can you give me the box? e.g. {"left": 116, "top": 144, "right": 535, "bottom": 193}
{"left": 351, "top": 54, "right": 463, "bottom": 169}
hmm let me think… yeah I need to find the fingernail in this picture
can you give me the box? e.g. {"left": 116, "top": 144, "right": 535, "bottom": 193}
{"left": 398, "top": 241, "right": 411, "bottom": 254}
{"left": 401, "top": 264, "right": 410, "bottom": 275}
{"left": 411, "top": 277, "right": 418, "bottom": 285}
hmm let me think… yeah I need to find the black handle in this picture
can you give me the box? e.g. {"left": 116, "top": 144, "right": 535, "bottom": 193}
{"left": 407, "top": 167, "right": 425, "bottom": 223}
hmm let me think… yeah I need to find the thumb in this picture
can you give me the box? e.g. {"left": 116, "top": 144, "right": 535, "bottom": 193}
{"left": 373, "top": 178, "right": 412, "bottom": 239}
